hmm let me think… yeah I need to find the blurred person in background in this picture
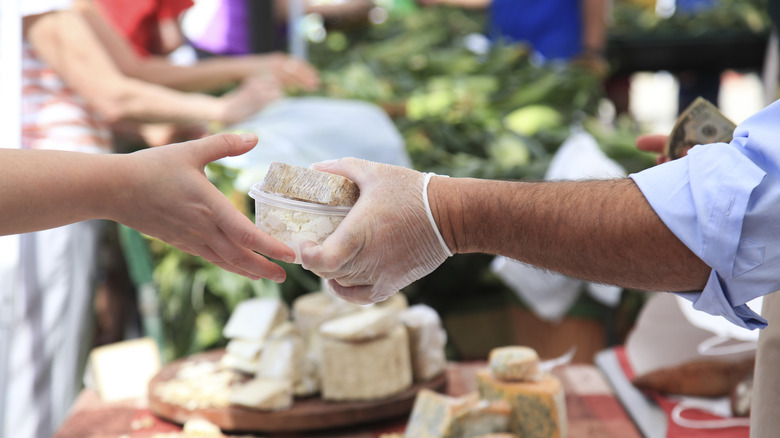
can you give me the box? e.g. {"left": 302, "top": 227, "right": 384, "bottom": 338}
{"left": 415, "top": 0, "right": 608, "bottom": 70}
{"left": 91, "top": 0, "right": 320, "bottom": 147}
{"left": 0, "top": 1, "right": 289, "bottom": 436}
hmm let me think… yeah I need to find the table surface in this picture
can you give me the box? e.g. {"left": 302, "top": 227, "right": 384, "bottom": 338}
{"left": 54, "top": 362, "right": 642, "bottom": 438}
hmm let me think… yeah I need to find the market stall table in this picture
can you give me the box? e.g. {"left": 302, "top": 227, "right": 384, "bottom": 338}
{"left": 54, "top": 362, "right": 641, "bottom": 438}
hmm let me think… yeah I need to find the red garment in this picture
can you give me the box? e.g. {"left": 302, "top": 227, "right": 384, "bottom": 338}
{"left": 96, "top": 0, "right": 193, "bottom": 57}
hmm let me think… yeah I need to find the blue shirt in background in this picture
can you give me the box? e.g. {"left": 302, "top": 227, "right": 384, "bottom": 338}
{"left": 489, "top": 0, "right": 582, "bottom": 60}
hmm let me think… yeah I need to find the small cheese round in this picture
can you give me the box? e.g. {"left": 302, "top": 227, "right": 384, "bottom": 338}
{"left": 488, "top": 346, "right": 541, "bottom": 382}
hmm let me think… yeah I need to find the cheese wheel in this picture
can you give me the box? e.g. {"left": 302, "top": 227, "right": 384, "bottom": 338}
{"left": 400, "top": 304, "right": 448, "bottom": 382}
{"left": 488, "top": 346, "right": 541, "bottom": 382}
{"left": 320, "top": 325, "right": 412, "bottom": 401}
{"left": 476, "top": 369, "right": 567, "bottom": 438}
{"left": 260, "top": 161, "right": 359, "bottom": 206}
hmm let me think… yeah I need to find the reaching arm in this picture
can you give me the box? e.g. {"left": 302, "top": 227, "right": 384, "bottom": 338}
{"left": 299, "top": 158, "right": 710, "bottom": 304}
{"left": 0, "top": 134, "right": 296, "bottom": 281}
{"left": 24, "top": 9, "right": 276, "bottom": 125}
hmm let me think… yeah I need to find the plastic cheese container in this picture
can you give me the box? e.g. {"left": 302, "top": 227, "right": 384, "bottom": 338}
{"left": 249, "top": 183, "right": 352, "bottom": 264}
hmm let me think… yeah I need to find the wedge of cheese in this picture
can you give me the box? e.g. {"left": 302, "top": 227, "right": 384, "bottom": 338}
{"left": 376, "top": 292, "right": 409, "bottom": 311}
{"left": 255, "top": 335, "right": 305, "bottom": 384}
{"left": 292, "top": 291, "right": 361, "bottom": 343}
{"left": 228, "top": 378, "right": 293, "bottom": 411}
{"left": 225, "top": 338, "right": 264, "bottom": 362}
{"left": 404, "top": 390, "right": 511, "bottom": 438}
{"left": 260, "top": 161, "right": 359, "bottom": 206}
{"left": 488, "top": 346, "right": 541, "bottom": 382}
{"left": 401, "top": 304, "right": 448, "bottom": 382}
{"left": 319, "top": 306, "right": 399, "bottom": 342}
{"left": 404, "top": 390, "right": 479, "bottom": 438}
{"left": 223, "top": 297, "right": 289, "bottom": 341}
{"left": 320, "top": 325, "right": 412, "bottom": 401}
{"left": 476, "top": 369, "right": 566, "bottom": 438}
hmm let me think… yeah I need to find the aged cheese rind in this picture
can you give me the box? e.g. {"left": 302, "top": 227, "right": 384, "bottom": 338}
{"left": 223, "top": 297, "right": 289, "bottom": 341}
{"left": 476, "top": 369, "right": 567, "bottom": 438}
{"left": 488, "top": 346, "right": 541, "bottom": 382}
{"left": 228, "top": 378, "right": 293, "bottom": 411}
{"left": 400, "top": 304, "right": 448, "bottom": 382}
{"left": 261, "top": 162, "right": 359, "bottom": 206}
{"left": 319, "top": 306, "right": 400, "bottom": 341}
{"left": 320, "top": 325, "right": 412, "bottom": 401}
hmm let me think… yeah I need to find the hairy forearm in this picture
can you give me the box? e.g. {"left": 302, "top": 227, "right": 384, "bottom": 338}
{"left": 0, "top": 149, "right": 122, "bottom": 234}
{"left": 429, "top": 177, "right": 710, "bottom": 292}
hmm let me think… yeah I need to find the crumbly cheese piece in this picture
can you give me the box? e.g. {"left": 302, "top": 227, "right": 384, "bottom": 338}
{"left": 255, "top": 205, "right": 345, "bottom": 263}
{"left": 225, "top": 338, "right": 264, "bottom": 362}
{"left": 292, "top": 291, "right": 362, "bottom": 342}
{"left": 404, "top": 390, "right": 479, "bottom": 438}
{"left": 488, "top": 346, "right": 541, "bottom": 382}
{"left": 449, "top": 399, "right": 512, "bottom": 438}
{"left": 476, "top": 369, "right": 567, "bottom": 438}
{"left": 223, "top": 297, "right": 289, "bottom": 341}
{"left": 228, "top": 378, "right": 293, "bottom": 411}
{"left": 404, "top": 390, "right": 511, "bottom": 438}
{"left": 255, "top": 335, "right": 305, "bottom": 384}
{"left": 400, "top": 304, "right": 448, "bottom": 382}
{"left": 182, "top": 418, "right": 223, "bottom": 436}
{"left": 319, "top": 307, "right": 400, "bottom": 342}
{"left": 153, "top": 364, "right": 242, "bottom": 410}
{"left": 261, "top": 161, "right": 359, "bottom": 206}
{"left": 320, "top": 325, "right": 412, "bottom": 401}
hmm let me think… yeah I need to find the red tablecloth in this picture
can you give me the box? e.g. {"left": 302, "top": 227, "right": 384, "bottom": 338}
{"left": 55, "top": 362, "right": 641, "bottom": 438}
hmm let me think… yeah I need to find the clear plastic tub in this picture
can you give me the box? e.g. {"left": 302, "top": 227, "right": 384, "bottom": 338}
{"left": 249, "top": 183, "right": 351, "bottom": 264}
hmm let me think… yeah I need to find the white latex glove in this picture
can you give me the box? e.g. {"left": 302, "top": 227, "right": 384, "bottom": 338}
{"left": 300, "top": 158, "right": 453, "bottom": 304}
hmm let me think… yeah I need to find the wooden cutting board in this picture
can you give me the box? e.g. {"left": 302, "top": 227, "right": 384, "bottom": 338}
{"left": 148, "top": 349, "right": 447, "bottom": 434}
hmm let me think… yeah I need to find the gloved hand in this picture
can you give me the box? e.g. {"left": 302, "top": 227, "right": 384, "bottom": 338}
{"left": 299, "top": 158, "right": 453, "bottom": 304}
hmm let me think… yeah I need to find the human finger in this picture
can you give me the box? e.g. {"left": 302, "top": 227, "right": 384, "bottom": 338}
{"left": 635, "top": 134, "right": 667, "bottom": 154}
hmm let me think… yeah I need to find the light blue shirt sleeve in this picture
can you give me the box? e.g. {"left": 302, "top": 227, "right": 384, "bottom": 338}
{"left": 630, "top": 99, "right": 780, "bottom": 330}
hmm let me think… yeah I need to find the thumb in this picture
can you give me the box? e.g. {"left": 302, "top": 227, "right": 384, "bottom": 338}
{"left": 192, "top": 133, "right": 259, "bottom": 166}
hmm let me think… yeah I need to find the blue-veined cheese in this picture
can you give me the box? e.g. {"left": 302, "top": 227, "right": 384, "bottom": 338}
{"left": 476, "top": 368, "right": 566, "bottom": 438}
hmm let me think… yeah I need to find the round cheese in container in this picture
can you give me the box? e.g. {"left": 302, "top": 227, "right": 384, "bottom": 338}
{"left": 249, "top": 162, "right": 359, "bottom": 263}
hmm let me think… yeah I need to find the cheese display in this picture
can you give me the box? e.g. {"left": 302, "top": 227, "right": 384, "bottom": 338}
{"left": 152, "top": 289, "right": 450, "bottom": 425}
{"left": 319, "top": 306, "right": 400, "bottom": 342}
{"left": 401, "top": 304, "right": 448, "bottom": 382}
{"left": 228, "top": 378, "right": 293, "bottom": 411}
{"left": 320, "top": 325, "right": 413, "bottom": 401}
{"left": 404, "top": 390, "right": 511, "bottom": 438}
{"left": 259, "top": 161, "right": 359, "bottom": 207}
{"left": 488, "top": 346, "right": 541, "bottom": 382}
{"left": 476, "top": 368, "right": 566, "bottom": 438}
